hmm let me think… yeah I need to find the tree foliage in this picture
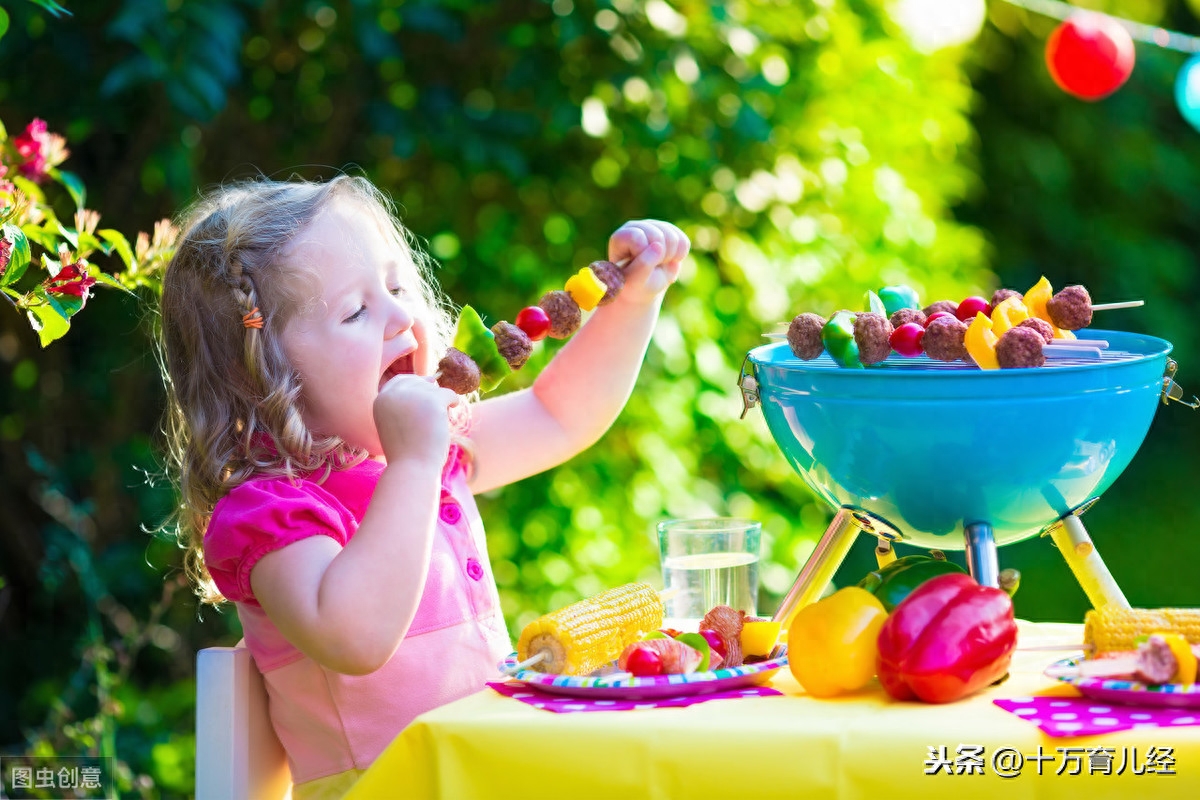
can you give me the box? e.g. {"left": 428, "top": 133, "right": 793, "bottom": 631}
{"left": 5, "top": 0, "right": 1198, "bottom": 794}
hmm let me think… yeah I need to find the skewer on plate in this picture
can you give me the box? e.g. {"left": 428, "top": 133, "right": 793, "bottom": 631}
{"left": 501, "top": 585, "right": 681, "bottom": 681}
{"left": 1042, "top": 635, "right": 1199, "bottom": 684}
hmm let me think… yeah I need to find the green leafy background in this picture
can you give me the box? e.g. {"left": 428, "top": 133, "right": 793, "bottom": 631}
{"left": 1, "top": 0, "right": 1198, "bottom": 795}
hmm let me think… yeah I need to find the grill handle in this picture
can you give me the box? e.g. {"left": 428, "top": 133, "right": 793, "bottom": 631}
{"left": 738, "top": 354, "right": 760, "bottom": 419}
{"left": 1162, "top": 359, "right": 1200, "bottom": 408}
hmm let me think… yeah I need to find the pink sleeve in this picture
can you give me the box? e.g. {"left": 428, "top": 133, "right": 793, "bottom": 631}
{"left": 204, "top": 479, "right": 356, "bottom": 604}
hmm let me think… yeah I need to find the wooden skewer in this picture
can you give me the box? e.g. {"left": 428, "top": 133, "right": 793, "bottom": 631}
{"left": 503, "top": 651, "right": 547, "bottom": 676}
{"left": 657, "top": 587, "right": 681, "bottom": 603}
{"left": 1018, "top": 643, "right": 1094, "bottom": 653}
{"left": 1092, "top": 300, "right": 1144, "bottom": 311}
{"left": 1044, "top": 654, "right": 1139, "bottom": 681}
{"left": 1044, "top": 344, "right": 1103, "bottom": 359}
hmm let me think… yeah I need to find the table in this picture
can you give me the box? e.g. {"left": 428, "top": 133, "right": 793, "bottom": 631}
{"left": 344, "top": 621, "right": 1200, "bottom": 799}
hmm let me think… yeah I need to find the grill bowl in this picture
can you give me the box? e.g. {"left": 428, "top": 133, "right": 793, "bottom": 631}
{"left": 747, "top": 330, "right": 1172, "bottom": 548}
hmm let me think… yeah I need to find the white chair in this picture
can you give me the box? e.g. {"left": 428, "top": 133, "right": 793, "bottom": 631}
{"left": 196, "top": 643, "right": 292, "bottom": 800}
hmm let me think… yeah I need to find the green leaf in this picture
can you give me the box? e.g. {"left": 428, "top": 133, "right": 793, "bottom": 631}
{"left": 21, "top": 223, "right": 59, "bottom": 252}
{"left": 98, "top": 229, "right": 134, "bottom": 270}
{"left": 76, "top": 231, "right": 104, "bottom": 258}
{"left": 56, "top": 219, "right": 78, "bottom": 249}
{"left": 1, "top": 224, "right": 31, "bottom": 286}
{"left": 47, "top": 288, "right": 83, "bottom": 319}
{"left": 41, "top": 251, "right": 61, "bottom": 275}
{"left": 26, "top": 294, "right": 72, "bottom": 348}
{"left": 0, "top": 8, "right": 10, "bottom": 41}
{"left": 12, "top": 176, "right": 45, "bottom": 204}
{"left": 26, "top": 0, "right": 72, "bottom": 18}
{"left": 865, "top": 290, "right": 887, "bottom": 317}
{"left": 86, "top": 265, "right": 133, "bottom": 294}
{"left": 47, "top": 168, "right": 86, "bottom": 210}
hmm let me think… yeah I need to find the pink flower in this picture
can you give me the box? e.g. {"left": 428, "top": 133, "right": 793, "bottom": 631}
{"left": 12, "top": 119, "right": 68, "bottom": 183}
{"left": 0, "top": 237, "right": 11, "bottom": 279}
{"left": 19, "top": 154, "right": 47, "bottom": 180}
{"left": 45, "top": 261, "right": 97, "bottom": 303}
{"left": 13, "top": 119, "right": 47, "bottom": 159}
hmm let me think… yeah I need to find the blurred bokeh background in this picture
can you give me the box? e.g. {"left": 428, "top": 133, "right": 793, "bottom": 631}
{"left": 1, "top": 0, "right": 1198, "bottom": 794}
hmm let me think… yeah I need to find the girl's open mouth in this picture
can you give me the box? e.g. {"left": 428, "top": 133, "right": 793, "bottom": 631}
{"left": 379, "top": 352, "right": 415, "bottom": 390}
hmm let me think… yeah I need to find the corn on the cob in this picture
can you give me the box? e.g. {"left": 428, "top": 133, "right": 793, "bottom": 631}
{"left": 1084, "top": 607, "right": 1200, "bottom": 655}
{"left": 517, "top": 583, "right": 664, "bottom": 675}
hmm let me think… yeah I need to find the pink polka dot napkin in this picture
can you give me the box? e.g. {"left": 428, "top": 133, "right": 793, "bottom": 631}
{"left": 994, "top": 696, "right": 1200, "bottom": 737}
{"left": 486, "top": 681, "right": 782, "bottom": 713}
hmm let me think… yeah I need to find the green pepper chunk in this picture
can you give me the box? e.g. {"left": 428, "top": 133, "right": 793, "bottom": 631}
{"left": 452, "top": 305, "right": 512, "bottom": 392}
{"left": 857, "top": 554, "right": 967, "bottom": 612}
{"left": 879, "top": 285, "right": 921, "bottom": 317}
{"left": 822, "top": 310, "right": 862, "bottom": 368}
{"left": 865, "top": 290, "right": 888, "bottom": 317}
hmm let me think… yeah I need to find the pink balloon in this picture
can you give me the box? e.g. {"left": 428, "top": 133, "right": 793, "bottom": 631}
{"left": 1045, "top": 14, "right": 1136, "bottom": 101}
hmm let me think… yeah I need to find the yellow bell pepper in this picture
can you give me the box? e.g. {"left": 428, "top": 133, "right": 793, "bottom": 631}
{"left": 964, "top": 312, "right": 999, "bottom": 370}
{"left": 787, "top": 587, "right": 888, "bottom": 698}
{"left": 741, "top": 620, "right": 782, "bottom": 658}
{"left": 1156, "top": 632, "right": 1197, "bottom": 684}
{"left": 990, "top": 296, "right": 1029, "bottom": 337}
{"left": 564, "top": 267, "right": 607, "bottom": 312}
{"left": 1022, "top": 276, "right": 1076, "bottom": 340}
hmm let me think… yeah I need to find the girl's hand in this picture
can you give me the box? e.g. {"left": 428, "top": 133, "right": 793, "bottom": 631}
{"left": 608, "top": 220, "right": 690, "bottom": 305}
{"left": 372, "top": 374, "right": 457, "bottom": 462}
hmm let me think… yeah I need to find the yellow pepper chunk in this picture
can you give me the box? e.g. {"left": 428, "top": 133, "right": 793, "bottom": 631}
{"left": 787, "top": 587, "right": 888, "bottom": 698}
{"left": 1155, "top": 632, "right": 1197, "bottom": 684}
{"left": 1022, "top": 276, "right": 1076, "bottom": 340}
{"left": 740, "top": 620, "right": 782, "bottom": 658}
{"left": 990, "top": 296, "right": 1028, "bottom": 337}
{"left": 564, "top": 267, "right": 607, "bottom": 312}
{"left": 964, "top": 312, "right": 1000, "bottom": 370}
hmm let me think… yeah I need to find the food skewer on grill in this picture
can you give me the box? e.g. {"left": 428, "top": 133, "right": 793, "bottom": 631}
{"left": 759, "top": 331, "right": 1103, "bottom": 360}
{"left": 770, "top": 277, "right": 1140, "bottom": 369}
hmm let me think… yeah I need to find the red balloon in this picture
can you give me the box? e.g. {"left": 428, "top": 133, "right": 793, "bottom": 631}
{"left": 1045, "top": 14, "right": 1135, "bottom": 101}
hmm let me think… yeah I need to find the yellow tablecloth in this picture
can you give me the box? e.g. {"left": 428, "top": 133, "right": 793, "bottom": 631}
{"left": 345, "top": 621, "right": 1199, "bottom": 799}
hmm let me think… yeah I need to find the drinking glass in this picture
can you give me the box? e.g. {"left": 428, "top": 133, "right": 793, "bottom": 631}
{"left": 656, "top": 517, "right": 761, "bottom": 627}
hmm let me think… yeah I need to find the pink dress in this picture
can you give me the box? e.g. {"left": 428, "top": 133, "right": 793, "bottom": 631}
{"left": 203, "top": 447, "right": 512, "bottom": 785}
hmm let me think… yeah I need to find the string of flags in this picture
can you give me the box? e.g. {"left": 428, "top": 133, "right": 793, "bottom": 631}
{"left": 888, "top": 0, "right": 1200, "bottom": 130}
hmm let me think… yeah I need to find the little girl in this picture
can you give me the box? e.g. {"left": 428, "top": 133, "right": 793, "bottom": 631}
{"left": 160, "top": 175, "right": 688, "bottom": 798}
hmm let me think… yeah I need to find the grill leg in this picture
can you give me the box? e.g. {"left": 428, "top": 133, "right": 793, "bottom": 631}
{"left": 772, "top": 507, "right": 861, "bottom": 632}
{"left": 964, "top": 522, "right": 999, "bottom": 588}
{"left": 1048, "top": 514, "right": 1130, "bottom": 610}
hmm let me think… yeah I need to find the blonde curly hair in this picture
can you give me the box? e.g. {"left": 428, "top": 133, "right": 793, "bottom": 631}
{"left": 159, "top": 175, "right": 458, "bottom": 604}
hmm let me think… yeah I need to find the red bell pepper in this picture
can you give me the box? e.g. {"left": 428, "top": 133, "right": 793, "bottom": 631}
{"left": 876, "top": 572, "right": 1018, "bottom": 704}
